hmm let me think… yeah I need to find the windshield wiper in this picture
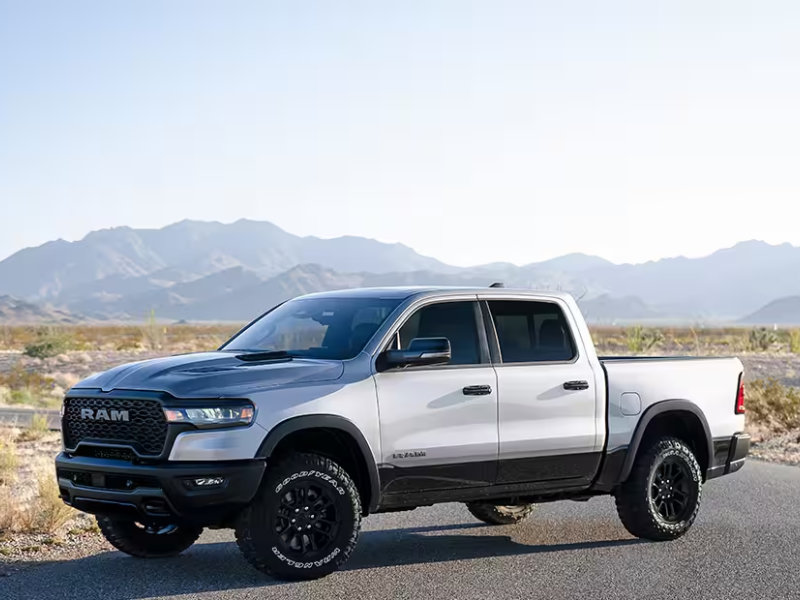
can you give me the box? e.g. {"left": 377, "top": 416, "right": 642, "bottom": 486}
{"left": 234, "top": 350, "right": 295, "bottom": 362}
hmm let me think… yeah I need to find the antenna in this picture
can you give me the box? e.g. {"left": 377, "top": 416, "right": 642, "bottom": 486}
{"left": 489, "top": 282, "right": 505, "bottom": 288}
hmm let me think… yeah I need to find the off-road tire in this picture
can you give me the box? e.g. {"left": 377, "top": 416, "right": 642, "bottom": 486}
{"left": 235, "top": 452, "right": 362, "bottom": 581}
{"left": 465, "top": 502, "right": 536, "bottom": 525}
{"left": 615, "top": 437, "right": 702, "bottom": 541}
{"left": 97, "top": 517, "right": 203, "bottom": 558}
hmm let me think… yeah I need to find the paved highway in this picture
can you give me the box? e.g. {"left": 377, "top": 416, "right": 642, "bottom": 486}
{"left": 2, "top": 460, "right": 797, "bottom": 600}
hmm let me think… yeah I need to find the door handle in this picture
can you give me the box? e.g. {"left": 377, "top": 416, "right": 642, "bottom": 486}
{"left": 462, "top": 385, "right": 492, "bottom": 396}
{"left": 563, "top": 380, "right": 589, "bottom": 391}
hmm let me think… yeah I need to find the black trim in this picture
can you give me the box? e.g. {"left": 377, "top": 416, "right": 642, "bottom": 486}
{"left": 617, "top": 399, "right": 713, "bottom": 484}
{"left": 495, "top": 452, "right": 601, "bottom": 485}
{"left": 379, "top": 461, "right": 496, "bottom": 494}
{"left": 377, "top": 474, "right": 594, "bottom": 511}
{"left": 590, "top": 446, "right": 628, "bottom": 491}
{"left": 56, "top": 452, "right": 265, "bottom": 525}
{"left": 255, "top": 414, "right": 381, "bottom": 514}
{"left": 707, "top": 433, "right": 750, "bottom": 479}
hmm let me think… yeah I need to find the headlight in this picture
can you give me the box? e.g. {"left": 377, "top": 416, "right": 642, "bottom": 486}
{"left": 163, "top": 403, "right": 255, "bottom": 429}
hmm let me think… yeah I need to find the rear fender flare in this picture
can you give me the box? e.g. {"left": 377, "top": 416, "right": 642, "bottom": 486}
{"left": 619, "top": 399, "right": 713, "bottom": 483}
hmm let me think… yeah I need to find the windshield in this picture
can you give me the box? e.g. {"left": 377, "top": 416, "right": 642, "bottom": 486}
{"left": 222, "top": 296, "right": 402, "bottom": 360}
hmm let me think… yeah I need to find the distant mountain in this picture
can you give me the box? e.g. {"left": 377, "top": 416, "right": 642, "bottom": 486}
{"left": 1, "top": 221, "right": 799, "bottom": 323}
{"left": 0, "top": 219, "right": 452, "bottom": 300}
{"left": 0, "top": 295, "right": 81, "bottom": 324}
{"left": 740, "top": 297, "right": 800, "bottom": 326}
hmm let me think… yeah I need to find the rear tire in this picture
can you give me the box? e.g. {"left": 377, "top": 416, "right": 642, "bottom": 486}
{"left": 615, "top": 437, "right": 702, "bottom": 541}
{"left": 235, "top": 452, "right": 361, "bottom": 580}
{"left": 97, "top": 516, "right": 202, "bottom": 558}
{"left": 465, "top": 502, "right": 535, "bottom": 525}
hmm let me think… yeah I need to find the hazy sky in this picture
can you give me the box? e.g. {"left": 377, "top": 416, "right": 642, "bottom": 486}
{"left": 2, "top": 1, "right": 799, "bottom": 267}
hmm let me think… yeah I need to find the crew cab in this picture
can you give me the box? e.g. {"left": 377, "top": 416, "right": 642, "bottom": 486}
{"left": 55, "top": 287, "right": 750, "bottom": 579}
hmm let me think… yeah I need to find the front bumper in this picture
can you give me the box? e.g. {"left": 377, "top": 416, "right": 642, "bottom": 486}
{"left": 707, "top": 433, "right": 750, "bottom": 480}
{"left": 56, "top": 452, "right": 265, "bottom": 525}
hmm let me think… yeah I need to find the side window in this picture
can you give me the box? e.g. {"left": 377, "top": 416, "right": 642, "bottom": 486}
{"left": 487, "top": 300, "right": 576, "bottom": 363}
{"left": 397, "top": 301, "right": 482, "bottom": 365}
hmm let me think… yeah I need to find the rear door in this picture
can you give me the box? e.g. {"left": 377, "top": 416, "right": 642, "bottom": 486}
{"left": 373, "top": 298, "right": 498, "bottom": 494}
{"left": 482, "top": 298, "right": 602, "bottom": 485}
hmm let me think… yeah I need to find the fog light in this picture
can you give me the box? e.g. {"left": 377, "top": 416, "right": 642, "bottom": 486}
{"left": 193, "top": 477, "right": 225, "bottom": 487}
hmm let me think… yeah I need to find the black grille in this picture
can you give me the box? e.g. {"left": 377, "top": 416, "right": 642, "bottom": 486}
{"left": 63, "top": 397, "right": 168, "bottom": 456}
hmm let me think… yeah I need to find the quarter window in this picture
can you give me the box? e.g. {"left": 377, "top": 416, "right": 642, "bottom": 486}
{"left": 487, "top": 300, "right": 576, "bottom": 363}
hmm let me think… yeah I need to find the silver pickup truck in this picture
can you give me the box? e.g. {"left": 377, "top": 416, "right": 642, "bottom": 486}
{"left": 56, "top": 287, "right": 749, "bottom": 580}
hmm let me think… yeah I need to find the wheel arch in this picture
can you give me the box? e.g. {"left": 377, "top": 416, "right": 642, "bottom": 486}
{"left": 619, "top": 399, "right": 713, "bottom": 483}
{"left": 256, "top": 414, "right": 381, "bottom": 514}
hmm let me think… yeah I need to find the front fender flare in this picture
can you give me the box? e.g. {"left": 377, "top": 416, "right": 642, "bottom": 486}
{"left": 256, "top": 414, "right": 381, "bottom": 513}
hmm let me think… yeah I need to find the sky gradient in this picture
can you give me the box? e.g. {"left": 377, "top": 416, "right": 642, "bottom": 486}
{"left": 1, "top": 0, "right": 799, "bottom": 267}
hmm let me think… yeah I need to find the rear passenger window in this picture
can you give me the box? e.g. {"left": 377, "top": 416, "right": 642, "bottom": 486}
{"left": 397, "top": 301, "right": 483, "bottom": 365}
{"left": 487, "top": 300, "right": 576, "bottom": 363}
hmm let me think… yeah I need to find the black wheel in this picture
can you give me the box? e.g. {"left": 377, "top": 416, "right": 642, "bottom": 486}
{"left": 615, "top": 437, "right": 702, "bottom": 541}
{"left": 97, "top": 516, "right": 202, "bottom": 558}
{"left": 235, "top": 453, "right": 361, "bottom": 580}
{"left": 465, "top": 501, "right": 535, "bottom": 525}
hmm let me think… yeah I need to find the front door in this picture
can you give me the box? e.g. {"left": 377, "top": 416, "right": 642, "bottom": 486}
{"left": 373, "top": 299, "right": 498, "bottom": 494}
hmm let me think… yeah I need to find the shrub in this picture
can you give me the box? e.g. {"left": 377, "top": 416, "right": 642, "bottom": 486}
{"left": 625, "top": 326, "right": 664, "bottom": 354}
{"left": 140, "top": 309, "right": 166, "bottom": 350}
{"left": 20, "top": 467, "right": 75, "bottom": 533}
{"left": 18, "top": 413, "right": 50, "bottom": 442}
{"left": 746, "top": 378, "right": 800, "bottom": 433}
{"left": 23, "top": 328, "right": 72, "bottom": 359}
{"left": 748, "top": 327, "right": 778, "bottom": 352}
{"left": 0, "top": 438, "right": 18, "bottom": 485}
{"left": 790, "top": 330, "right": 800, "bottom": 354}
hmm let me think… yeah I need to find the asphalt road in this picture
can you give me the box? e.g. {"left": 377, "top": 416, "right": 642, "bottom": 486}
{"left": 3, "top": 460, "right": 798, "bottom": 600}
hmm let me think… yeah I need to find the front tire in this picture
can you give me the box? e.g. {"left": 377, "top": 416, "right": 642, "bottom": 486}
{"left": 235, "top": 453, "right": 362, "bottom": 581}
{"left": 97, "top": 517, "right": 202, "bottom": 558}
{"left": 466, "top": 502, "right": 535, "bottom": 525}
{"left": 615, "top": 437, "right": 702, "bottom": 541}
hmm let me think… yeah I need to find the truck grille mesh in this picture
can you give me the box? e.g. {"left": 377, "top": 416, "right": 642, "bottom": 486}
{"left": 63, "top": 397, "right": 167, "bottom": 456}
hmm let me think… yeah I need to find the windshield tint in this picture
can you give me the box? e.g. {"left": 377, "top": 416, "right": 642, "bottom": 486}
{"left": 222, "top": 296, "right": 402, "bottom": 360}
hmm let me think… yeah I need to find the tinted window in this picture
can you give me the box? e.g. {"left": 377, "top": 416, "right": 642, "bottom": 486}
{"left": 223, "top": 297, "right": 401, "bottom": 360}
{"left": 487, "top": 300, "right": 576, "bottom": 363}
{"left": 398, "top": 301, "right": 482, "bottom": 365}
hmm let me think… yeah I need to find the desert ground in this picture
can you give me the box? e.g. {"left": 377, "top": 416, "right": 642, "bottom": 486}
{"left": 1, "top": 323, "right": 799, "bottom": 576}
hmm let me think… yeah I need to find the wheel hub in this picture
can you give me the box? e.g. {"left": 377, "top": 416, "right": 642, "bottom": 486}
{"left": 274, "top": 481, "right": 339, "bottom": 558}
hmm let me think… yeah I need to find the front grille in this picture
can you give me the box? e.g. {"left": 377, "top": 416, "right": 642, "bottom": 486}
{"left": 63, "top": 397, "right": 168, "bottom": 456}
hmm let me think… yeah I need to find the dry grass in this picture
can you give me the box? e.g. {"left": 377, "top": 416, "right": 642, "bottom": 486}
{"left": 17, "top": 414, "right": 50, "bottom": 442}
{"left": 0, "top": 438, "right": 18, "bottom": 485}
{"left": 0, "top": 323, "right": 240, "bottom": 353}
{"left": 0, "top": 462, "right": 76, "bottom": 535}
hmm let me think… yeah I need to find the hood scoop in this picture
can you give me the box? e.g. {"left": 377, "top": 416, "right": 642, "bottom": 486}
{"left": 235, "top": 350, "right": 294, "bottom": 363}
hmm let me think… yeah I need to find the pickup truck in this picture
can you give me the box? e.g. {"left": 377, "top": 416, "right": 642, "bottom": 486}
{"left": 56, "top": 287, "right": 750, "bottom": 580}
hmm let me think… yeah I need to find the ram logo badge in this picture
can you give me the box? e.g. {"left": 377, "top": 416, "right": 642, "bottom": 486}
{"left": 80, "top": 408, "right": 130, "bottom": 422}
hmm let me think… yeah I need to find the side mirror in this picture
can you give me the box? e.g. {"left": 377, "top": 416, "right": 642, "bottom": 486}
{"left": 377, "top": 337, "right": 452, "bottom": 371}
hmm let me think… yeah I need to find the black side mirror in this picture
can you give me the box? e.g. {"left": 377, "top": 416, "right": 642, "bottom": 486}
{"left": 377, "top": 337, "right": 452, "bottom": 371}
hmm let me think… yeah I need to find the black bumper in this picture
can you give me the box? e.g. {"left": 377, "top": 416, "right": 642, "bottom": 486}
{"left": 707, "top": 433, "right": 750, "bottom": 480}
{"left": 56, "top": 452, "right": 265, "bottom": 525}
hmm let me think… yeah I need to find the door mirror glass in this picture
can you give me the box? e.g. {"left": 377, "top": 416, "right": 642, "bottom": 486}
{"left": 377, "top": 337, "right": 452, "bottom": 371}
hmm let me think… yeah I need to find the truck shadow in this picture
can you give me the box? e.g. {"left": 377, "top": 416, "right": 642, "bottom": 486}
{"left": 3, "top": 523, "right": 645, "bottom": 599}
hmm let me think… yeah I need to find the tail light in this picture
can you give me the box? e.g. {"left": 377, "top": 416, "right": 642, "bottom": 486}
{"left": 735, "top": 378, "right": 745, "bottom": 414}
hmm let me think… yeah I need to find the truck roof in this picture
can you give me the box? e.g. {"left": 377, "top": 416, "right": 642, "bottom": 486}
{"left": 297, "top": 286, "right": 576, "bottom": 303}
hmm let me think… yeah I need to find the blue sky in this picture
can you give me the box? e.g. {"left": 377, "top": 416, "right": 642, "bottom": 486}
{"left": 1, "top": 0, "right": 799, "bottom": 266}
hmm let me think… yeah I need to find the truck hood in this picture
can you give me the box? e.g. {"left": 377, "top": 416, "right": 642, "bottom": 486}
{"left": 74, "top": 351, "right": 345, "bottom": 398}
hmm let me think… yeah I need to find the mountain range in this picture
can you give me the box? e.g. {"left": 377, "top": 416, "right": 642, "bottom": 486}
{"left": 1, "top": 219, "right": 800, "bottom": 325}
